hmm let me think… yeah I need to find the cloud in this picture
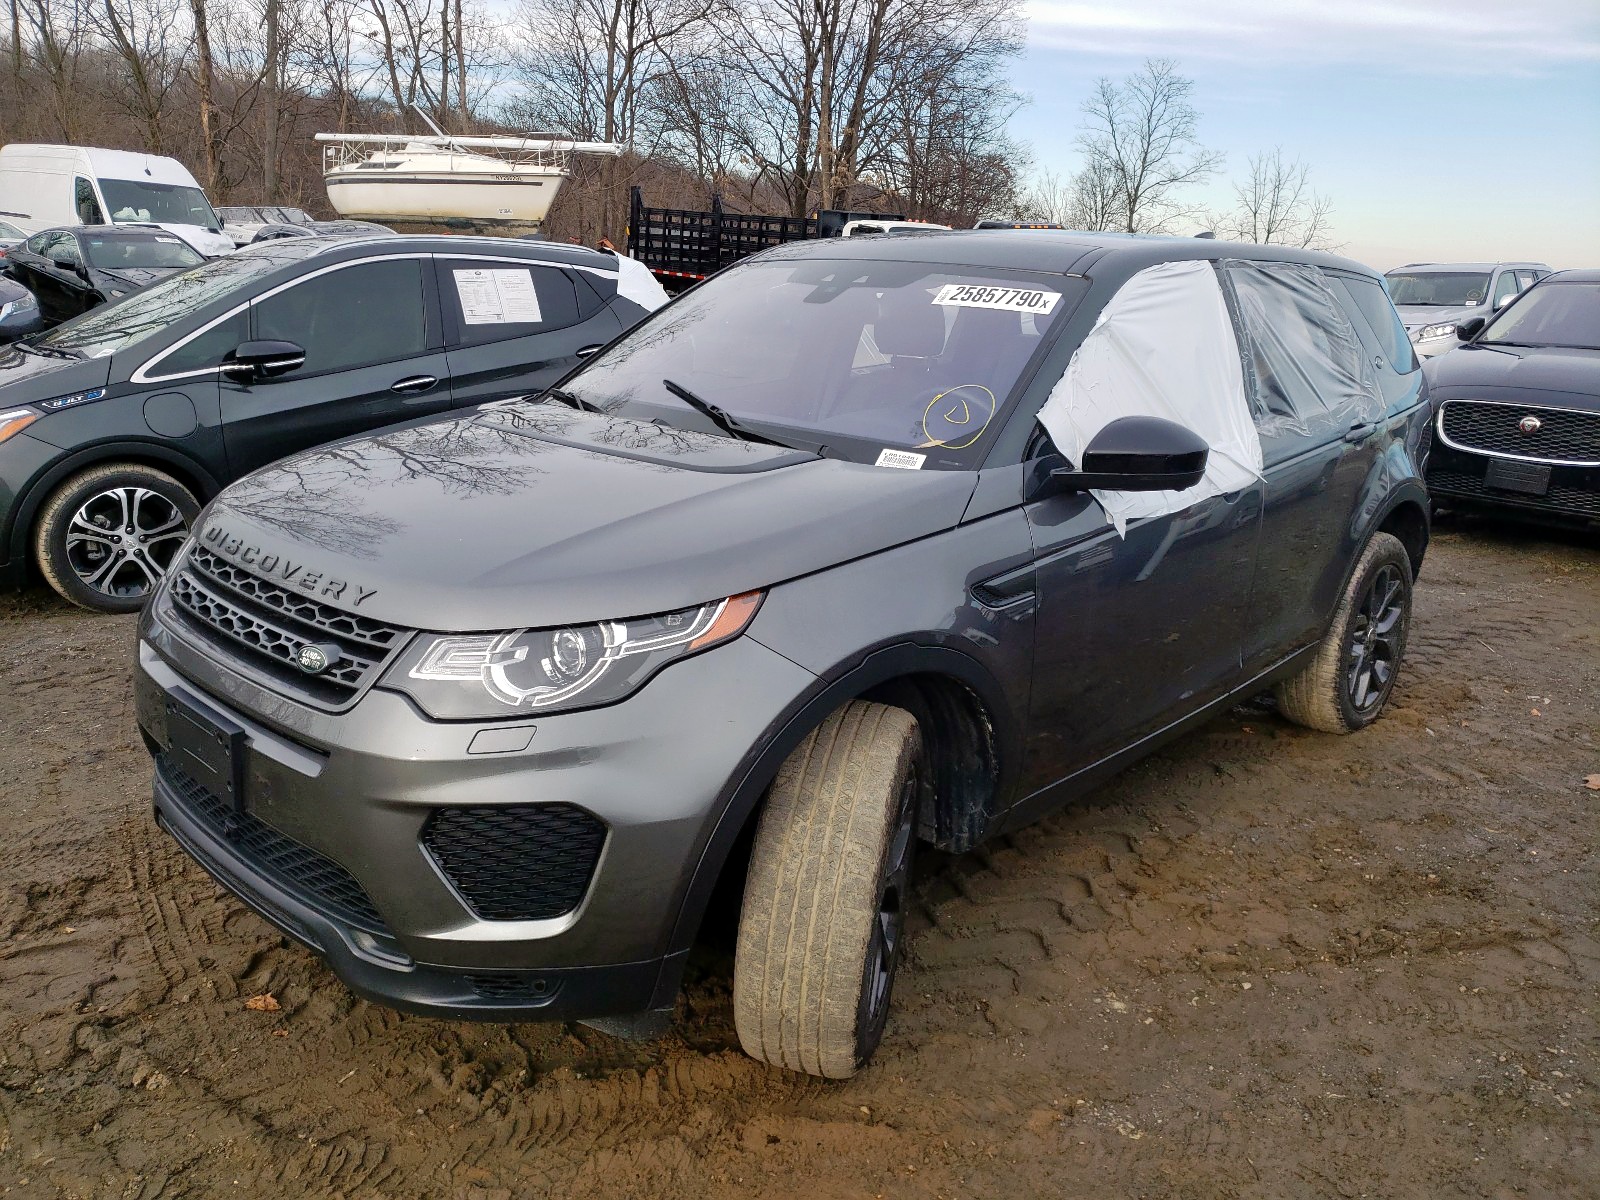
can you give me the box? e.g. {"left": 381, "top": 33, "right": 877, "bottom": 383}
{"left": 1024, "top": 0, "right": 1600, "bottom": 71}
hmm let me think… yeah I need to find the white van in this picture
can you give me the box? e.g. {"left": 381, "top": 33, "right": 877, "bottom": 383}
{"left": 0, "top": 144, "right": 234, "bottom": 256}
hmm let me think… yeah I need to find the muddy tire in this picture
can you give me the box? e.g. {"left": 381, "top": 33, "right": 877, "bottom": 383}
{"left": 734, "top": 701, "right": 922, "bottom": 1078}
{"left": 1276, "top": 532, "right": 1412, "bottom": 733}
{"left": 34, "top": 463, "right": 198, "bottom": 613}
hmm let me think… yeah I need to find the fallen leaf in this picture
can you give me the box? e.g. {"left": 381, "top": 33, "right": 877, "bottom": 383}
{"left": 271, "top": 1029, "right": 289, "bottom": 1038}
{"left": 244, "top": 994, "right": 281, "bottom": 1013}
{"left": 1585, "top": 775, "right": 1600, "bottom": 791}
{"left": 1530, "top": 709, "right": 1540, "bottom": 717}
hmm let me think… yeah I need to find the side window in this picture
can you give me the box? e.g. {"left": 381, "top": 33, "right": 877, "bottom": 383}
{"left": 74, "top": 178, "right": 104, "bottom": 225}
{"left": 1491, "top": 271, "right": 1520, "bottom": 308}
{"left": 1222, "top": 260, "right": 1383, "bottom": 455}
{"left": 254, "top": 258, "right": 427, "bottom": 375}
{"left": 440, "top": 260, "right": 582, "bottom": 348}
{"left": 24, "top": 232, "right": 52, "bottom": 255}
{"left": 154, "top": 309, "right": 249, "bottom": 377}
{"left": 1515, "top": 270, "right": 1540, "bottom": 292}
{"left": 1337, "top": 275, "right": 1417, "bottom": 372}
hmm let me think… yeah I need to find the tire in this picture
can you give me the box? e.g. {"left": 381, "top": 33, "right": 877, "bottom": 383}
{"left": 734, "top": 701, "right": 923, "bottom": 1078}
{"left": 1275, "top": 532, "right": 1413, "bottom": 733}
{"left": 33, "top": 463, "right": 199, "bottom": 613}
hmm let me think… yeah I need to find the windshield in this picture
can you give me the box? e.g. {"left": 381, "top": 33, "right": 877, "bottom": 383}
{"left": 83, "top": 232, "right": 204, "bottom": 270}
{"left": 0, "top": 219, "right": 23, "bottom": 240}
{"left": 34, "top": 244, "right": 302, "bottom": 358}
{"left": 98, "top": 179, "right": 221, "bottom": 233}
{"left": 565, "top": 259, "right": 1080, "bottom": 468}
{"left": 1480, "top": 281, "right": 1599, "bottom": 351}
{"left": 1385, "top": 271, "right": 1490, "bottom": 307}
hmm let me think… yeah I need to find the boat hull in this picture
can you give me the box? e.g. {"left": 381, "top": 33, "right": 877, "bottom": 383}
{"left": 323, "top": 170, "right": 565, "bottom": 233}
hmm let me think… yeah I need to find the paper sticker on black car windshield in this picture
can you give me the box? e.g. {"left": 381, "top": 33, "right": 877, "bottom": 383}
{"left": 875, "top": 448, "right": 925, "bottom": 469}
{"left": 933, "top": 284, "right": 1060, "bottom": 314}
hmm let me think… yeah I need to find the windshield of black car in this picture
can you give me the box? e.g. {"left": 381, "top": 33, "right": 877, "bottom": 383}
{"left": 32, "top": 244, "right": 311, "bottom": 358}
{"left": 98, "top": 179, "right": 222, "bottom": 233}
{"left": 1480, "top": 281, "right": 1600, "bottom": 350}
{"left": 565, "top": 259, "right": 1080, "bottom": 468}
{"left": 1384, "top": 271, "right": 1491, "bottom": 307}
{"left": 83, "top": 232, "right": 204, "bottom": 270}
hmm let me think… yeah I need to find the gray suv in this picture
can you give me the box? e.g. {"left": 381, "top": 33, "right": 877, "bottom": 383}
{"left": 134, "top": 233, "right": 1433, "bottom": 1078}
{"left": 1386, "top": 261, "right": 1550, "bottom": 358}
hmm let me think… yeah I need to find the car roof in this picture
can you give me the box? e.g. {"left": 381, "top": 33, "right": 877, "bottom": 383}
{"left": 228, "top": 231, "right": 621, "bottom": 272}
{"left": 1387, "top": 261, "right": 1549, "bottom": 272}
{"left": 750, "top": 228, "right": 1384, "bottom": 281}
{"left": 1543, "top": 268, "right": 1600, "bottom": 283}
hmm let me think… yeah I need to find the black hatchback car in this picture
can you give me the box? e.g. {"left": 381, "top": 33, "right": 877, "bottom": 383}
{"left": 4, "top": 225, "right": 207, "bottom": 324}
{"left": 133, "top": 232, "right": 1432, "bottom": 1078}
{"left": 0, "top": 234, "right": 664, "bottom": 610}
{"left": 1425, "top": 269, "right": 1599, "bottom": 528}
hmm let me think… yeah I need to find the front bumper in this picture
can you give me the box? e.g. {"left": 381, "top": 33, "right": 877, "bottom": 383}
{"left": 134, "top": 590, "right": 819, "bottom": 1021}
{"left": 1427, "top": 442, "right": 1600, "bottom": 528}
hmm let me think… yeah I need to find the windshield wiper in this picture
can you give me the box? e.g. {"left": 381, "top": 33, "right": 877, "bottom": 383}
{"left": 661, "top": 378, "right": 796, "bottom": 448}
{"left": 540, "top": 386, "right": 602, "bottom": 413}
{"left": 19, "top": 341, "right": 81, "bottom": 360}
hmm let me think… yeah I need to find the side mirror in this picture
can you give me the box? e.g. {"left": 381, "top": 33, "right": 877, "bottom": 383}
{"left": 50, "top": 254, "right": 78, "bottom": 271}
{"left": 222, "top": 339, "right": 307, "bottom": 381}
{"left": 1455, "top": 315, "right": 1487, "bottom": 342}
{"left": 1494, "top": 293, "right": 1516, "bottom": 310}
{"left": 1034, "top": 415, "right": 1209, "bottom": 499}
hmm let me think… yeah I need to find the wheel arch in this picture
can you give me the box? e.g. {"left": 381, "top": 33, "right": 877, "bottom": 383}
{"left": 6, "top": 441, "right": 220, "bottom": 573}
{"left": 662, "top": 643, "right": 1020, "bottom": 961}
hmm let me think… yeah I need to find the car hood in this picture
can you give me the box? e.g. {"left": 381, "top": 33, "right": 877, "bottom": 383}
{"left": 1394, "top": 303, "right": 1487, "bottom": 332}
{"left": 0, "top": 342, "right": 112, "bottom": 402}
{"left": 1425, "top": 343, "right": 1600, "bottom": 407}
{"left": 198, "top": 402, "right": 979, "bottom": 631}
{"left": 146, "top": 223, "right": 235, "bottom": 257}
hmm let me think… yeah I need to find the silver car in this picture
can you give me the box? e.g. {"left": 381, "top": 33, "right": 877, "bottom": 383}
{"left": 1386, "top": 261, "right": 1551, "bottom": 358}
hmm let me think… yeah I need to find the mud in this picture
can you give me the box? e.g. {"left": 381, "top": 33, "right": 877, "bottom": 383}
{"left": 0, "top": 514, "right": 1595, "bottom": 1199}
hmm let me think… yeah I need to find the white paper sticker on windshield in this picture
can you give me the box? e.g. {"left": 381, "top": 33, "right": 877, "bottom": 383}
{"left": 155, "top": 236, "right": 180, "bottom": 244}
{"left": 453, "top": 268, "right": 543, "bottom": 324}
{"left": 933, "top": 284, "right": 1060, "bottom": 314}
{"left": 875, "top": 448, "right": 926, "bottom": 470}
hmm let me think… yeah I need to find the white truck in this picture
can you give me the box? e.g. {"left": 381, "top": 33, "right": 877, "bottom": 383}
{"left": 0, "top": 144, "right": 234, "bottom": 256}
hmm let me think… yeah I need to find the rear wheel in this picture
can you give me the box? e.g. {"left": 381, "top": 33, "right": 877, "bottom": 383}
{"left": 33, "top": 463, "right": 198, "bottom": 613}
{"left": 733, "top": 701, "right": 922, "bottom": 1078}
{"left": 1275, "top": 532, "right": 1412, "bottom": 733}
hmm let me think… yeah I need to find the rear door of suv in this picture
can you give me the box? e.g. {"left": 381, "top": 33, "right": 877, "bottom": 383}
{"left": 435, "top": 253, "right": 624, "bottom": 408}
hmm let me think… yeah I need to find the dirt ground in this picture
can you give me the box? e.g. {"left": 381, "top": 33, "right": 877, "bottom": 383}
{"left": 0, "top": 514, "right": 1595, "bottom": 1200}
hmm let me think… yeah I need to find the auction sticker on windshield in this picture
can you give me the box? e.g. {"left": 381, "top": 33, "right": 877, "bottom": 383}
{"left": 454, "top": 268, "right": 543, "bottom": 324}
{"left": 875, "top": 449, "right": 926, "bottom": 469}
{"left": 933, "top": 284, "right": 1060, "bottom": 314}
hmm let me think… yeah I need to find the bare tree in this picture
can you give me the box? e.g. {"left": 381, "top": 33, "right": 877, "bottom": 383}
{"left": 1077, "top": 57, "right": 1222, "bottom": 234}
{"left": 1220, "top": 147, "right": 1339, "bottom": 249}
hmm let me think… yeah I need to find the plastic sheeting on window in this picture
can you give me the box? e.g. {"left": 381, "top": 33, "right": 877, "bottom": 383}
{"left": 1036, "top": 258, "right": 1263, "bottom": 535}
{"left": 1220, "top": 259, "right": 1385, "bottom": 442}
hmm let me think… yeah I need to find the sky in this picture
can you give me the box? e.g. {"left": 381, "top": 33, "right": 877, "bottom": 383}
{"left": 1012, "top": 0, "right": 1600, "bottom": 271}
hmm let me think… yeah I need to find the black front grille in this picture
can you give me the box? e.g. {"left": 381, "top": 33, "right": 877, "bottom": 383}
{"left": 1440, "top": 401, "right": 1600, "bottom": 463}
{"left": 422, "top": 805, "right": 607, "bottom": 921}
{"left": 1430, "top": 469, "right": 1600, "bottom": 519}
{"left": 168, "top": 548, "right": 410, "bottom": 706}
{"left": 158, "top": 754, "right": 389, "bottom": 932}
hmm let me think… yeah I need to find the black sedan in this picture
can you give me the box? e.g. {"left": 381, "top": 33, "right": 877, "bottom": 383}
{"left": 1426, "top": 269, "right": 1600, "bottom": 529}
{"left": 4, "top": 226, "right": 206, "bottom": 325}
{"left": 0, "top": 277, "right": 43, "bottom": 343}
{"left": 0, "top": 233, "right": 665, "bottom": 610}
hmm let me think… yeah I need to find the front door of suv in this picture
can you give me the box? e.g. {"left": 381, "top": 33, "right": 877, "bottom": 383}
{"left": 435, "top": 255, "right": 624, "bottom": 408}
{"left": 220, "top": 255, "right": 453, "bottom": 476}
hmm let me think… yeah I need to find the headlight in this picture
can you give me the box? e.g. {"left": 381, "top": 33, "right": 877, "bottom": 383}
{"left": 0, "top": 407, "right": 39, "bottom": 445}
{"left": 382, "top": 592, "right": 763, "bottom": 719}
{"left": 0, "top": 291, "right": 37, "bottom": 320}
{"left": 1416, "top": 322, "right": 1457, "bottom": 341}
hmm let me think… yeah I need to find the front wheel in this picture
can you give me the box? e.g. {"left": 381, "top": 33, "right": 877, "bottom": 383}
{"left": 1275, "top": 532, "right": 1413, "bottom": 733}
{"left": 33, "top": 463, "right": 199, "bottom": 612}
{"left": 733, "top": 701, "right": 922, "bottom": 1078}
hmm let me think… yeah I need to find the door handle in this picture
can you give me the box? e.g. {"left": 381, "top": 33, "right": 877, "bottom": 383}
{"left": 390, "top": 375, "right": 438, "bottom": 394}
{"left": 1343, "top": 421, "right": 1376, "bottom": 443}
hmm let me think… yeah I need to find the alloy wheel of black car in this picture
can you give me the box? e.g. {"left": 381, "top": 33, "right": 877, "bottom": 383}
{"left": 34, "top": 463, "right": 199, "bottom": 613}
{"left": 1346, "top": 563, "right": 1405, "bottom": 716}
{"left": 856, "top": 764, "right": 919, "bottom": 1063}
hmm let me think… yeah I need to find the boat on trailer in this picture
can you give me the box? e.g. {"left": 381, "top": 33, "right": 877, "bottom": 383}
{"left": 315, "top": 117, "right": 623, "bottom": 235}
